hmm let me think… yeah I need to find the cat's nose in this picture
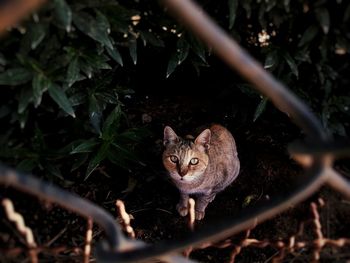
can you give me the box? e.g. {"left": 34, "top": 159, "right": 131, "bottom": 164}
{"left": 179, "top": 168, "right": 188, "bottom": 177}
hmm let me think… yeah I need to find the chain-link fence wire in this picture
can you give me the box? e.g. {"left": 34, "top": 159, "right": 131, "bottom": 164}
{"left": 1, "top": 0, "right": 350, "bottom": 262}
{"left": 0, "top": 0, "right": 44, "bottom": 34}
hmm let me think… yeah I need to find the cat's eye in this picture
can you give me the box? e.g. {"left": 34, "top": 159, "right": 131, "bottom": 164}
{"left": 170, "top": 155, "right": 178, "bottom": 163}
{"left": 190, "top": 158, "right": 199, "bottom": 165}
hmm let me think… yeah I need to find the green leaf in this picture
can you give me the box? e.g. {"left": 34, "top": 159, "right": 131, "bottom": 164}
{"left": 71, "top": 140, "right": 99, "bottom": 154}
{"left": 102, "top": 104, "right": 122, "bottom": 140}
{"left": 323, "top": 65, "right": 338, "bottom": 80}
{"left": 0, "top": 105, "right": 10, "bottom": 119}
{"left": 17, "top": 159, "right": 37, "bottom": 172}
{"left": 18, "top": 88, "right": 33, "bottom": 114}
{"left": 54, "top": 0, "right": 72, "bottom": 32}
{"left": 264, "top": 50, "right": 278, "bottom": 70}
{"left": 0, "top": 52, "right": 6, "bottom": 66}
{"left": 166, "top": 37, "right": 190, "bottom": 78}
{"left": 129, "top": 40, "right": 137, "bottom": 65}
{"left": 67, "top": 57, "right": 80, "bottom": 87}
{"left": 39, "top": 35, "right": 60, "bottom": 63}
{"left": 96, "top": 10, "right": 111, "bottom": 34}
{"left": 33, "top": 124, "right": 46, "bottom": 151}
{"left": 241, "top": 0, "right": 252, "bottom": 19}
{"left": 315, "top": 8, "right": 330, "bottom": 34}
{"left": 0, "top": 68, "right": 32, "bottom": 86}
{"left": 330, "top": 122, "right": 346, "bottom": 136}
{"left": 283, "top": 52, "right": 299, "bottom": 78}
{"left": 79, "top": 60, "right": 93, "bottom": 79}
{"left": 258, "top": 5, "right": 267, "bottom": 29}
{"left": 82, "top": 52, "right": 111, "bottom": 70}
{"left": 284, "top": 0, "right": 290, "bottom": 12}
{"left": 57, "top": 140, "right": 83, "bottom": 155}
{"left": 177, "top": 36, "right": 190, "bottom": 64}
{"left": 71, "top": 153, "right": 88, "bottom": 172}
{"left": 118, "top": 128, "right": 151, "bottom": 143}
{"left": 294, "top": 48, "right": 311, "bottom": 63}
{"left": 228, "top": 0, "right": 238, "bottom": 29}
{"left": 44, "top": 163, "right": 64, "bottom": 180}
{"left": 187, "top": 33, "right": 206, "bottom": 63}
{"left": 32, "top": 73, "right": 50, "bottom": 107}
{"left": 73, "top": 11, "right": 113, "bottom": 50}
{"left": 0, "top": 144, "right": 15, "bottom": 158}
{"left": 190, "top": 55, "right": 210, "bottom": 76}
{"left": 266, "top": 0, "right": 276, "bottom": 12}
{"left": 96, "top": 90, "right": 119, "bottom": 105}
{"left": 48, "top": 83, "right": 75, "bottom": 118}
{"left": 106, "top": 143, "right": 143, "bottom": 171}
{"left": 85, "top": 141, "right": 110, "bottom": 180}
{"left": 253, "top": 97, "right": 268, "bottom": 122}
{"left": 166, "top": 51, "right": 179, "bottom": 78}
{"left": 89, "top": 94, "right": 103, "bottom": 134}
{"left": 106, "top": 147, "right": 130, "bottom": 171}
{"left": 18, "top": 111, "right": 29, "bottom": 129}
{"left": 106, "top": 46, "right": 123, "bottom": 66}
{"left": 112, "top": 142, "right": 142, "bottom": 164}
{"left": 69, "top": 92, "right": 87, "bottom": 106}
{"left": 298, "top": 25, "right": 319, "bottom": 47}
{"left": 140, "top": 31, "right": 165, "bottom": 47}
{"left": 344, "top": 4, "right": 350, "bottom": 22}
{"left": 16, "top": 55, "right": 43, "bottom": 73}
{"left": 30, "top": 24, "right": 46, "bottom": 50}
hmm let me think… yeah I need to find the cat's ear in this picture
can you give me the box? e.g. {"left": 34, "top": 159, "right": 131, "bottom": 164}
{"left": 195, "top": 129, "right": 211, "bottom": 150}
{"left": 163, "top": 126, "right": 178, "bottom": 146}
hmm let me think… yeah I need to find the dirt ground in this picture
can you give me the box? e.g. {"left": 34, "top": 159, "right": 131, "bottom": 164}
{"left": 1, "top": 92, "right": 350, "bottom": 263}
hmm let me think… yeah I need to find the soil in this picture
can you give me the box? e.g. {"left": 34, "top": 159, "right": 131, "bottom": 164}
{"left": 1, "top": 88, "right": 350, "bottom": 263}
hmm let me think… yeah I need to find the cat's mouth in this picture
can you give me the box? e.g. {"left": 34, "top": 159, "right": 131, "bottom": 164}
{"left": 177, "top": 174, "right": 196, "bottom": 182}
{"left": 170, "top": 172, "right": 196, "bottom": 182}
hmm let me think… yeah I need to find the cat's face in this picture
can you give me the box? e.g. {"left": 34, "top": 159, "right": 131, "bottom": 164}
{"left": 162, "top": 126, "right": 211, "bottom": 183}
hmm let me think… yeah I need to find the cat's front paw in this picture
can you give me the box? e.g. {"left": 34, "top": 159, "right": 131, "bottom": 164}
{"left": 176, "top": 204, "right": 188, "bottom": 217}
{"left": 195, "top": 210, "right": 205, "bottom": 220}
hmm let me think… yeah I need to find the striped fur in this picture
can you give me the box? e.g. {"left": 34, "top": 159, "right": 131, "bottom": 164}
{"left": 162, "top": 124, "right": 240, "bottom": 220}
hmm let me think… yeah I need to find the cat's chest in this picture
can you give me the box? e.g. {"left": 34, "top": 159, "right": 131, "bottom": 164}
{"left": 179, "top": 184, "right": 213, "bottom": 195}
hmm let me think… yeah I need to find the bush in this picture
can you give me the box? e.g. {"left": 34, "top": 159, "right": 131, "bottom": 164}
{"left": 0, "top": 0, "right": 349, "bottom": 182}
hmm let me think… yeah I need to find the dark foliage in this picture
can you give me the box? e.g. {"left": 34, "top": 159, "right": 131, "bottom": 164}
{"left": 0, "top": 0, "right": 349, "bottom": 182}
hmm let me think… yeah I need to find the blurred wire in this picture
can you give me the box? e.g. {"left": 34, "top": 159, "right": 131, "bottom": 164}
{"left": 0, "top": 0, "right": 45, "bottom": 35}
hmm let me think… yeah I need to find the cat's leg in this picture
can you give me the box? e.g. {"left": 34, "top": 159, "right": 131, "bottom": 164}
{"left": 176, "top": 193, "right": 189, "bottom": 217}
{"left": 195, "top": 193, "right": 216, "bottom": 220}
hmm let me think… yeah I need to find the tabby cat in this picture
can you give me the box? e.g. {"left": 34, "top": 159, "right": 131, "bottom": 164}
{"left": 162, "top": 124, "right": 240, "bottom": 220}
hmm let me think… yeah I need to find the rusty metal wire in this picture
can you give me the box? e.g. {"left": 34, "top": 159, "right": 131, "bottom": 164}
{"left": 0, "top": 0, "right": 45, "bottom": 35}
{"left": 182, "top": 198, "right": 350, "bottom": 262}
{"left": 0, "top": 166, "right": 124, "bottom": 251}
{"left": 2, "top": 198, "right": 38, "bottom": 263}
{"left": 0, "top": 0, "right": 350, "bottom": 262}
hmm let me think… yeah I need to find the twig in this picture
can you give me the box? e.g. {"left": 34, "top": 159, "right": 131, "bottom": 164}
{"left": 84, "top": 217, "right": 93, "bottom": 263}
{"left": 311, "top": 198, "right": 324, "bottom": 262}
{"left": 188, "top": 198, "right": 196, "bottom": 232}
{"left": 116, "top": 200, "right": 135, "bottom": 238}
{"left": 229, "top": 219, "right": 257, "bottom": 263}
{"left": 129, "top": 207, "right": 173, "bottom": 215}
{"left": 180, "top": 198, "right": 350, "bottom": 263}
{"left": 2, "top": 198, "right": 38, "bottom": 263}
{"left": 184, "top": 198, "right": 196, "bottom": 258}
{"left": 45, "top": 227, "right": 67, "bottom": 247}
{"left": 0, "top": 246, "right": 82, "bottom": 257}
